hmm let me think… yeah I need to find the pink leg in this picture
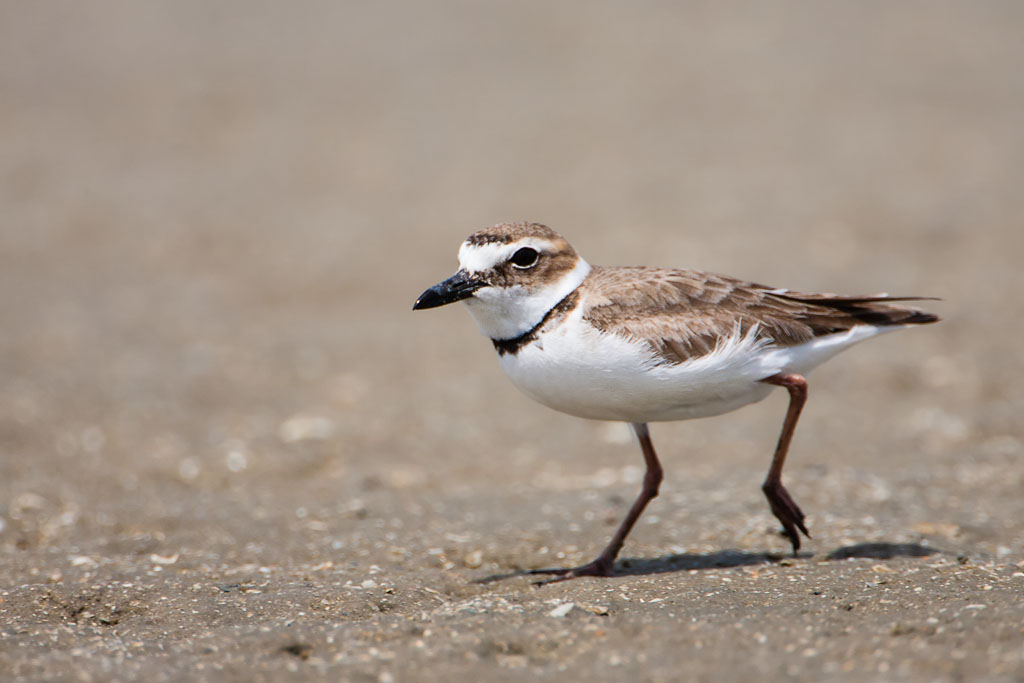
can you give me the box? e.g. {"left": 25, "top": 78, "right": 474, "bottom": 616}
{"left": 528, "top": 422, "right": 663, "bottom": 584}
{"left": 761, "top": 373, "right": 811, "bottom": 554}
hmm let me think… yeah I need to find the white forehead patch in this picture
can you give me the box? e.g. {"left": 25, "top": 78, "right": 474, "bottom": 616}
{"left": 457, "top": 238, "right": 558, "bottom": 274}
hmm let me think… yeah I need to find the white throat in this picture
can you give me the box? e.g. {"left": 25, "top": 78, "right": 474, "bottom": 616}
{"left": 463, "top": 257, "right": 591, "bottom": 341}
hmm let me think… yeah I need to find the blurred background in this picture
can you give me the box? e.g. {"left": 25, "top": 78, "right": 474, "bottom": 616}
{"left": 1, "top": 0, "right": 1021, "bottom": 597}
{"left": 3, "top": 2, "right": 1024, "bottom": 678}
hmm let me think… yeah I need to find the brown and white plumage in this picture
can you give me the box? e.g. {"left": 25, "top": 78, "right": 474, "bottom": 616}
{"left": 414, "top": 222, "right": 939, "bottom": 582}
{"left": 581, "top": 266, "right": 938, "bottom": 365}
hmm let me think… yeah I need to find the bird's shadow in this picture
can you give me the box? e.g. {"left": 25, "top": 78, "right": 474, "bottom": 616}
{"left": 824, "top": 542, "right": 938, "bottom": 561}
{"left": 473, "top": 542, "right": 938, "bottom": 585}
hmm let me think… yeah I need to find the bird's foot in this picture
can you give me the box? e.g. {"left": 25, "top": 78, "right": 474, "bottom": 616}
{"left": 525, "top": 556, "right": 615, "bottom": 586}
{"left": 762, "top": 479, "right": 810, "bottom": 555}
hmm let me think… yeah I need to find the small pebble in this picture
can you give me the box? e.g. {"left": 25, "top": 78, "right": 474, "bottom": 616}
{"left": 150, "top": 553, "right": 179, "bottom": 565}
{"left": 548, "top": 602, "right": 574, "bottom": 618}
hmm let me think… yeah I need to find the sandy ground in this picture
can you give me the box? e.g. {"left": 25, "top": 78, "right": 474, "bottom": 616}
{"left": 1, "top": 2, "right": 1023, "bottom": 681}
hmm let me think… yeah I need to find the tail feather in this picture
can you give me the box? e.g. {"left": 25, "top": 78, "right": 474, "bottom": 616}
{"left": 775, "top": 293, "right": 941, "bottom": 328}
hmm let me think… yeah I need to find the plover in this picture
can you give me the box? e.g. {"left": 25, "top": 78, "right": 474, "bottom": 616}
{"left": 413, "top": 222, "right": 938, "bottom": 582}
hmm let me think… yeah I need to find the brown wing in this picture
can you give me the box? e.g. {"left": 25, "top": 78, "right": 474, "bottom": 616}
{"left": 581, "top": 266, "right": 939, "bottom": 364}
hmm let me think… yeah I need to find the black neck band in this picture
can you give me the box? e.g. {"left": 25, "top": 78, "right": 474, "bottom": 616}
{"left": 491, "top": 288, "right": 581, "bottom": 356}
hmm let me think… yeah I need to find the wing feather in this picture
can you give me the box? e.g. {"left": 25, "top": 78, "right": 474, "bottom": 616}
{"left": 581, "top": 266, "right": 938, "bottom": 364}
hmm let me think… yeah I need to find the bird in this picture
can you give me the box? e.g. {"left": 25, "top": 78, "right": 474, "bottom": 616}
{"left": 413, "top": 222, "right": 939, "bottom": 582}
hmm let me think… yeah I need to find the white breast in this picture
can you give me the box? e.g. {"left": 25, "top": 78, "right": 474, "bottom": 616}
{"left": 497, "top": 309, "right": 892, "bottom": 423}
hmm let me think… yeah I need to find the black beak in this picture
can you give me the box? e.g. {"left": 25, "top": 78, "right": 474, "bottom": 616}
{"left": 413, "top": 271, "right": 486, "bottom": 310}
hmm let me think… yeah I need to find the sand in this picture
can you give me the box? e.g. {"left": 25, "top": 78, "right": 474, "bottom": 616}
{"left": 1, "top": 2, "right": 1022, "bottom": 681}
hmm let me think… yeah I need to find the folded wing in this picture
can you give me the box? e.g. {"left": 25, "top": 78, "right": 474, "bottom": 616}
{"left": 582, "top": 266, "right": 939, "bottom": 365}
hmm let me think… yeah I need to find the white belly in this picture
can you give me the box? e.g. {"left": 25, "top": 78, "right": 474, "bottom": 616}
{"left": 497, "top": 312, "right": 888, "bottom": 423}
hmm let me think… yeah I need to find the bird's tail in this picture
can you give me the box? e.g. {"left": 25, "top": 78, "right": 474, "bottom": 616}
{"left": 776, "top": 293, "right": 941, "bottom": 327}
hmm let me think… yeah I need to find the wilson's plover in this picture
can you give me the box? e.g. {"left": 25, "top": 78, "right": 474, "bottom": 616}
{"left": 414, "top": 222, "right": 938, "bottom": 582}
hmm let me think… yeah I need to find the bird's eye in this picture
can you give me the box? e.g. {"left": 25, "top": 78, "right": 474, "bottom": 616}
{"left": 510, "top": 247, "right": 540, "bottom": 269}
